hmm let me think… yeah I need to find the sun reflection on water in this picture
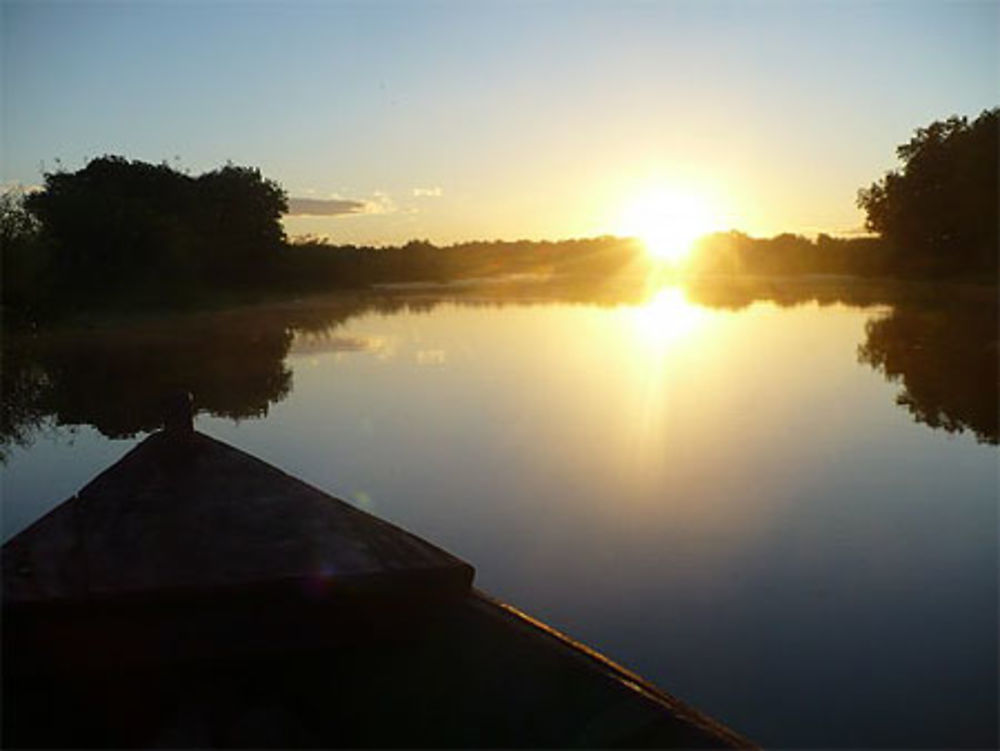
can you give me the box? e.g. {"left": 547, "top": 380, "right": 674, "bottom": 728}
{"left": 622, "top": 286, "right": 713, "bottom": 471}
{"left": 629, "top": 287, "right": 709, "bottom": 348}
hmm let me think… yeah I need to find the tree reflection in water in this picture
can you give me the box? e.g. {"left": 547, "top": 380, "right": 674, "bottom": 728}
{"left": 858, "top": 300, "right": 997, "bottom": 445}
{"left": 1, "top": 280, "right": 996, "bottom": 460}
{"left": 0, "top": 295, "right": 419, "bottom": 458}
{"left": 1, "top": 316, "right": 294, "bottom": 456}
{"left": 683, "top": 277, "right": 997, "bottom": 445}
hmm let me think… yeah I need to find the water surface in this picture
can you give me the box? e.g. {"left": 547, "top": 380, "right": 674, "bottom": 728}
{"left": 2, "top": 279, "right": 996, "bottom": 747}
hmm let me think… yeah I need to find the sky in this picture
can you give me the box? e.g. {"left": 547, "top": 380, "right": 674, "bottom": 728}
{"left": 2, "top": 0, "right": 997, "bottom": 245}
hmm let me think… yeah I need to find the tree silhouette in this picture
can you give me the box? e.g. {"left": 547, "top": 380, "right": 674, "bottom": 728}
{"left": 24, "top": 156, "right": 288, "bottom": 307}
{"left": 0, "top": 188, "right": 48, "bottom": 322}
{"left": 857, "top": 109, "right": 998, "bottom": 276}
{"left": 194, "top": 164, "right": 288, "bottom": 284}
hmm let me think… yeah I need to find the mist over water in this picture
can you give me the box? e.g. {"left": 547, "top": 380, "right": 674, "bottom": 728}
{"left": 2, "top": 278, "right": 996, "bottom": 747}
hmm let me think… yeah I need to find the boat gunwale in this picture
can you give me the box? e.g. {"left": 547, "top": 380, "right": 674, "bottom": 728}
{"left": 468, "top": 589, "right": 756, "bottom": 749}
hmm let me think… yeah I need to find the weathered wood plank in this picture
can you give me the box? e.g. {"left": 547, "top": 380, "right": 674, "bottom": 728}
{"left": 3, "top": 430, "right": 474, "bottom": 606}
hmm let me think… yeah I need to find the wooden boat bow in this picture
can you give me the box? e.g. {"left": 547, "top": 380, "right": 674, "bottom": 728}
{"left": 2, "top": 428, "right": 754, "bottom": 748}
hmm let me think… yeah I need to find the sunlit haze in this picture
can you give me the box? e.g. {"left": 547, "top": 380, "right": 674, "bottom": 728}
{"left": 2, "top": 1, "right": 996, "bottom": 245}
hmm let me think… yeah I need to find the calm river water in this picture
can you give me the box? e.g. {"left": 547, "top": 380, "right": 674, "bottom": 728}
{"left": 2, "top": 277, "right": 996, "bottom": 747}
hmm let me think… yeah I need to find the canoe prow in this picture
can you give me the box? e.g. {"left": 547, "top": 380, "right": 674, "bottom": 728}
{"left": 4, "top": 429, "right": 474, "bottom": 607}
{"left": 2, "top": 429, "right": 754, "bottom": 748}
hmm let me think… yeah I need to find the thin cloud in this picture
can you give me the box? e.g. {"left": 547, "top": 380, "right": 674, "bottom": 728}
{"left": 286, "top": 197, "right": 367, "bottom": 216}
{"left": 412, "top": 187, "right": 443, "bottom": 197}
{"left": 367, "top": 190, "right": 396, "bottom": 214}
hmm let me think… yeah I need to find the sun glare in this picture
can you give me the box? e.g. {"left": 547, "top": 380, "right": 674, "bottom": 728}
{"left": 630, "top": 287, "right": 708, "bottom": 348}
{"left": 619, "top": 188, "right": 717, "bottom": 264}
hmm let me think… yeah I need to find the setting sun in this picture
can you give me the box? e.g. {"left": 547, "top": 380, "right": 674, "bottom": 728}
{"left": 618, "top": 189, "right": 717, "bottom": 264}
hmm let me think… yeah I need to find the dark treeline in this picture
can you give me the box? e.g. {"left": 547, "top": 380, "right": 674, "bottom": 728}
{"left": 2, "top": 157, "right": 287, "bottom": 323}
{"left": 0, "top": 167, "right": 908, "bottom": 327}
{"left": 0, "top": 157, "right": 647, "bottom": 326}
{"left": 279, "top": 234, "right": 648, "bottom": 292}
{"left": 687, "top": 231, "right": 889, "bottom": 276}
{"left": 1, "top": 109, "right": 995, "bottom": 326}
{"left": 284, "top": 232, "right": 896, "bottom": 288}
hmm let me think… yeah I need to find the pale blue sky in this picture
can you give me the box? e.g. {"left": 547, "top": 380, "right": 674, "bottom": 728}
{"left": 2, "top": 1, "right": 996, "bottom": 243}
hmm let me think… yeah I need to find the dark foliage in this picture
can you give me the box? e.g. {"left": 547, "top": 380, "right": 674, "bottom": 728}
{"left": 857, "top": 109, "right": 999, "bottom": 276}
{"left": 0, "top": 189, "right": 49, "bottom": 323}
{"left": 20, "top": 156, "right": 287, "bottom": 310}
